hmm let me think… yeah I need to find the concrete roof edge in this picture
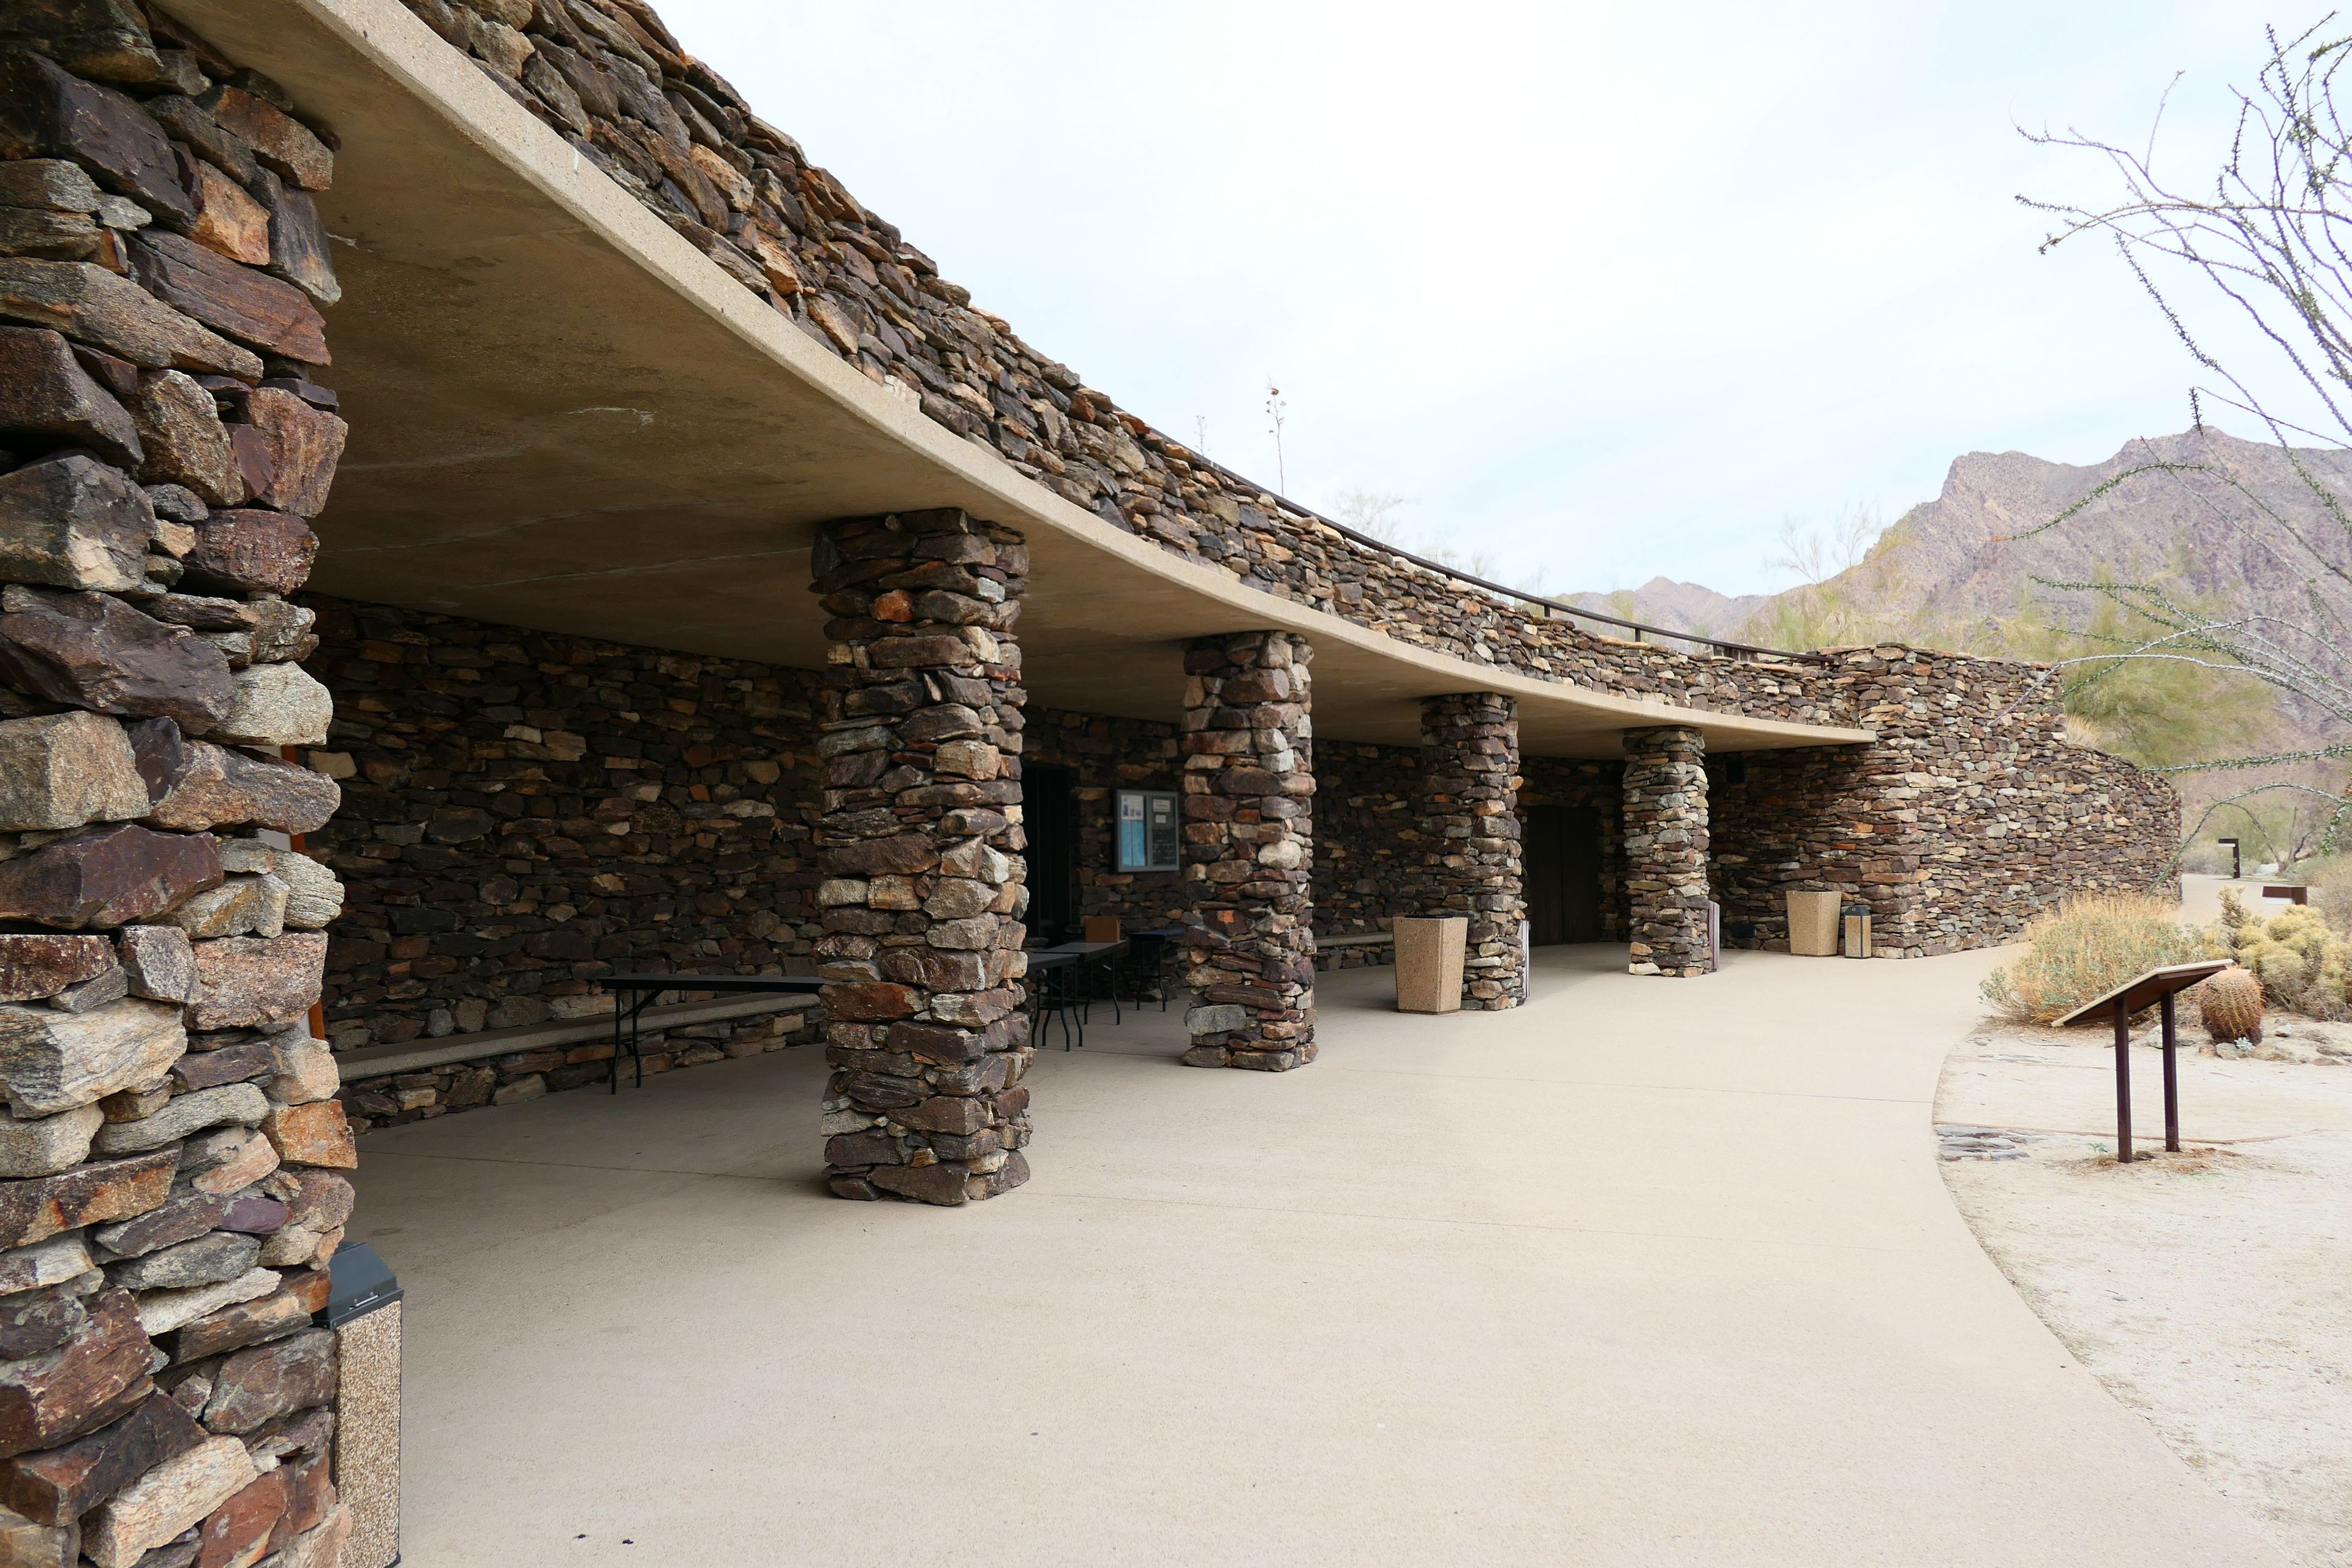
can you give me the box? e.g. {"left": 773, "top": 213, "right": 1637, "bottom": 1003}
{"left": 263, "top": 0, "right": 1874, "bottom": 753}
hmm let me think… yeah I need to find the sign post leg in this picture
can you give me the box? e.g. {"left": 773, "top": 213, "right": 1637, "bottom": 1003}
{"left": 2113, "top": 1006, "right": 2134, "bottom": 1164}
{"left": 2160, "top": 992, "right": 2180, "bottom": 1153}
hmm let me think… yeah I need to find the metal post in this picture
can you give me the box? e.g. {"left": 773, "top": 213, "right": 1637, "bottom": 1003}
{"left": 2160, "top": 991, "right": 2180, "bottom": 1153}
{"left": 2113, "top": 1005, "right": 2134, "bottom": 1164}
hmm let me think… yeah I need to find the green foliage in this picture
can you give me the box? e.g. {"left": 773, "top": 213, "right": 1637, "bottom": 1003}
{"left": 1991, "top": 564, "right": 2275, "bottom": 769}
{"left": 1981, "top": 893, "right": 2215, "bottom": 1023}
{"left": 1737, "top": 507, "right": 1922, "bottom": 651}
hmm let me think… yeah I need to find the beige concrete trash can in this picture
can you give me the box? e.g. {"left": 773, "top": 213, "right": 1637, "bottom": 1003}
{"left": 1787, "top": 891, "right": 1841, "bottom": 957}
{"left": 1394, "top": 916, "right": 1468, "bottom": 1012}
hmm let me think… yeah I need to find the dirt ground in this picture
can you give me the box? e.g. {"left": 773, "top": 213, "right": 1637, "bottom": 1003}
{"left": 1938, "top": 1014, "right": 2352, "bottom": 1567}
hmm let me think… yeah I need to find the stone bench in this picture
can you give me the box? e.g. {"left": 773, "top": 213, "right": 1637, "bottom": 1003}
{"left": 337, "top": 993, "right": 818, "bottom": 1079}
{"left": 1316, "top": 931, "right": 1396, "bottom": 971}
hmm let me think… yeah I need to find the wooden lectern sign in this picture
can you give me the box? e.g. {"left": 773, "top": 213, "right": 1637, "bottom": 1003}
{"left": 2054, "top": 960, "right": 2231, "bottom": 1163}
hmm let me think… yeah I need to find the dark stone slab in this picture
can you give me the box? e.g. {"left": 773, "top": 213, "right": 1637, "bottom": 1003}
{"left": 0, "top": 1390, "right": 203, "bottom": 1525}
{"left": 200, "top": 1326, "right": 333, "bottom": 1435}
{"left": 0, "top": 823, "right": 223, "bottom": 930}
{"left": 129, "top": 232, "right": 326, "bottom": 366}
{"left": 0, "top": 587, "right": 233, "bottom": 731}
{"left": 0, "top": 49, "right": 190, "bottom": 220}
{"left": 0, "top": 1287, "right": 149, "bottom": 1459}
{"left": 0, "top": 325, "right": 139, "bottom": 464}
{"left": 176, "top": 509, "right": 316, "bottom": 597}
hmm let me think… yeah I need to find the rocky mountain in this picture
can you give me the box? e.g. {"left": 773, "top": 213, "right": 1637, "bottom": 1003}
{"left": 1562, "top": 579, "right": 1767, "bottom": 641}
{"left": 1575, "top": 428, "right": 2352, "bottom": 836}
{"left": 1798, "top": 427, "right": 2352, "bottom": 649}
{"left": 1597, "top": 427, "right": 2352, "bottom": 657}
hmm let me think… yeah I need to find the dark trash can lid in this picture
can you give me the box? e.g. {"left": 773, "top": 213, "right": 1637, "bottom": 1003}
{"left": 325, "top": 1241, "right": 403, "bottom": 1327}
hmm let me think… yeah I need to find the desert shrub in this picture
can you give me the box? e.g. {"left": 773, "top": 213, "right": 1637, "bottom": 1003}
{"left": 1982, "top": 894, "right": 2212, "bottom": 1024}
{"left": 2307, "top": 856, "right": 2352, "bottom": 933}
{"left": 2176, "top": 841, "right": 2237, "bottom": 876}
{"left": 2224, "top": 902, "right": 2352, "bottom": 1020}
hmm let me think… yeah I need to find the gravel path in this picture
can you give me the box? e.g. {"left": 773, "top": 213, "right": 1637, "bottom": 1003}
{"left": 1939, "top": 1020, "right": 2352, "bottom": 1567}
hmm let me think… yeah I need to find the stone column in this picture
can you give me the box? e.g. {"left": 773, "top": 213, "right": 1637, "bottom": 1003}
{"left": 0, "top": 21, "right": 358, "bottom": 1565}
{"left": 810, "top": 509, "right": 1033, "bottom": 1205}
{"left": 1177, "top": 631, "right": 1317, "bottom": 1069}
{"left": 1420, "top": 693, "right": 1525, "bottom": 1008}
{"left": 1623, "top": 726, "right": 1713, "bottom": 976}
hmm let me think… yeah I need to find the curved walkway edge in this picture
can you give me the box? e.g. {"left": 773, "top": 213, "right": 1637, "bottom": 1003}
{"left": 353, "top": 948, "right": 2290, "bottom": 1566}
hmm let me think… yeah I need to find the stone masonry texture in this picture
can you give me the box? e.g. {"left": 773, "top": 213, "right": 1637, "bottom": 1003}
{"left": 0, "top": 9, "right": 353, "bottom": 1564}
{"left": 1623, "top": 726, "right": 1713, "bottom": 977}
{"left": 1706, "top": 647, "right": 2184, "bottom": 957}
{"left": 1419, "top": 694, "right": 1525, "bottom": 1008}
{"left": 298, "top": 597, "right": 826, "bottom": 1129}
{"left": 811, "top": 509, "right": 1033, "bottom": 1206}
{"left": 1178, "top": 631, "right": 1317, "bottom": 1071}
{"left": 384, "top": 0, "right": 1874, "bottom": 724}
{"left": 376, "top": 0, "right": 2184, "bottom": 968}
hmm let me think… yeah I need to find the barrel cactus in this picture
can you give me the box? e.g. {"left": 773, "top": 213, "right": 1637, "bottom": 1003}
{"left": 2195, "top": 967, "right": 2264, "bottom": 1044}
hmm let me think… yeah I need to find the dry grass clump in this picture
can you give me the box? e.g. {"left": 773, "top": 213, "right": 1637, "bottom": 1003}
{"left": 2308, "top": 856, "right": 2352, "bottom": 933}
{"left": 1983, "top": 894, "right": 2212, "bottom": 1025}
{"left": 2220, "top": 889, "right": 2352, "bottom": 1020}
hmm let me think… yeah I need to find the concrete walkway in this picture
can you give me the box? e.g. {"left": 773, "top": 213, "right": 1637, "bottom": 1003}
{"left": 351, "top": 947, "right": 2290, "bottom": 1566}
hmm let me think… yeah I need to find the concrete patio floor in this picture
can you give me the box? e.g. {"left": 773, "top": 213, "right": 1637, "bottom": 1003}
{"left": 350, "top": 946, "right": 2290, "bottom": 1567}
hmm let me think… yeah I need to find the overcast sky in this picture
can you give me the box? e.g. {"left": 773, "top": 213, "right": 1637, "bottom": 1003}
{"left": 656, "top": 1, "right": 2301, "bottom": 598}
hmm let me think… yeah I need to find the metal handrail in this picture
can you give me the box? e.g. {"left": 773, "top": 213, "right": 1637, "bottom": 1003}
{"left": 1181, "top": 453, "right": 1830, "bottom": 665}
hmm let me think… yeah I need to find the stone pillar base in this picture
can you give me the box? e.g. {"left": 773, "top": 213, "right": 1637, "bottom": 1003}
{"left": 1624, "top": 725, "right": 1713, "bottom": 976}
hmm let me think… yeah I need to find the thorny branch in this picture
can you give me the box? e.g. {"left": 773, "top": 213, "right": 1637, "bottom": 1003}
{"left": 2018, "top": 18, "right": 2352, "bottom": 858}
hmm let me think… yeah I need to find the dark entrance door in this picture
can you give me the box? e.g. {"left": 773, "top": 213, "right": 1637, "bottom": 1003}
{"left": 1524, "top": 805, "right": 1603, "bottom": 944}
{"left": 1025, "top": 763, "right": 1077, "bottom": 943}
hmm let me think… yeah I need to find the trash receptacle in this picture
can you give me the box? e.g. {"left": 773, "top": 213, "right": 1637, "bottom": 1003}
{"left": 328, "top": 1242, "right": 403, "bottom": 1568}
{"left": 1787, "top": 891, "right": 1841, "bottom": 956}
{"left": 1842, "top": 903, "right": 1874, "bottom": 959}
{"left": 1393, "top": 916, "right": 1467, "bottom": 1013}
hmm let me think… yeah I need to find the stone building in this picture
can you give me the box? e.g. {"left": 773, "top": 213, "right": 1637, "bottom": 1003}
{"left": 0, "top": 0, "right": 2177, "bottom": 1557}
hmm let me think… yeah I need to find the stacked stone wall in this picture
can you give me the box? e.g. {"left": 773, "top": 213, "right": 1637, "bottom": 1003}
{"left": 293, "top": 596, "right": 828, "bottom": 1129}
{"left": 810, "top": 509, "right": 1031, "bottom": 1205}
{"left": 372, "top": 0, "right": 2184, "bottom": 976}
{"left": 0, "top": 12, "right": 353, "bottom": 1562}
{"left": 1623, "top": 727, "right": 1713, "bottom": 976}
{"left": 1419, "top": 695, "right": 1525, "bottom": 1007}
{"left": 385, "top": 0, "right": 1860, "bottom": 725}
{"left": 1178, "top": 633, "right": 1316, "bottom": 1069}
{"left": 1709, "top": 648, "right": 2182, "bottom": 957}
{"left": 1024, "top": 707, "right": 1184, "bottom": 932}
{"left": 1312, "top": 740, "right": 1424, "bottom": 941}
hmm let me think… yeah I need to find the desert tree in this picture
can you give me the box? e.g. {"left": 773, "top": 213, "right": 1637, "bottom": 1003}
{"left": 2021, "top": 18, "right": 2352, "bottom": 860}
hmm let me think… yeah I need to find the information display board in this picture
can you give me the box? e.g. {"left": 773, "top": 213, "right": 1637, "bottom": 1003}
{"left": 1115, "top": 790, "right": 1180, "bottom": 873}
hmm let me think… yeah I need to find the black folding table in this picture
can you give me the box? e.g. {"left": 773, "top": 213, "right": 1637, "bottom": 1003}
{"left": 1027, "top": 940, "right": 1127, "bottom": 1049}
{"left": 603, "top": 973, "right": 825, "bottom": 1091}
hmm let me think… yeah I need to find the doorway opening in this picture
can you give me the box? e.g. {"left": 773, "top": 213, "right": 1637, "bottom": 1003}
{"left": 1524, "top": 804, "right": 1604, "bottom": 944}
{"left": 1025, "top": 762, "right": 1079, "bottom": 943}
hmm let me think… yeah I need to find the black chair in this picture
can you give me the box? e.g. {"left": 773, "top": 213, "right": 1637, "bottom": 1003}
{"left": 1122, "top": 929, "right": 1181, "bottom": 1011}
{"left": 1028, "top": 952, "right": 1083, "bottom": 1050}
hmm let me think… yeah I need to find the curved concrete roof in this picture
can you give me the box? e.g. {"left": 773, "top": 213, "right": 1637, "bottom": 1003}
{"left": 167, "top": 0, "right": 1874, "bottom": 758}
